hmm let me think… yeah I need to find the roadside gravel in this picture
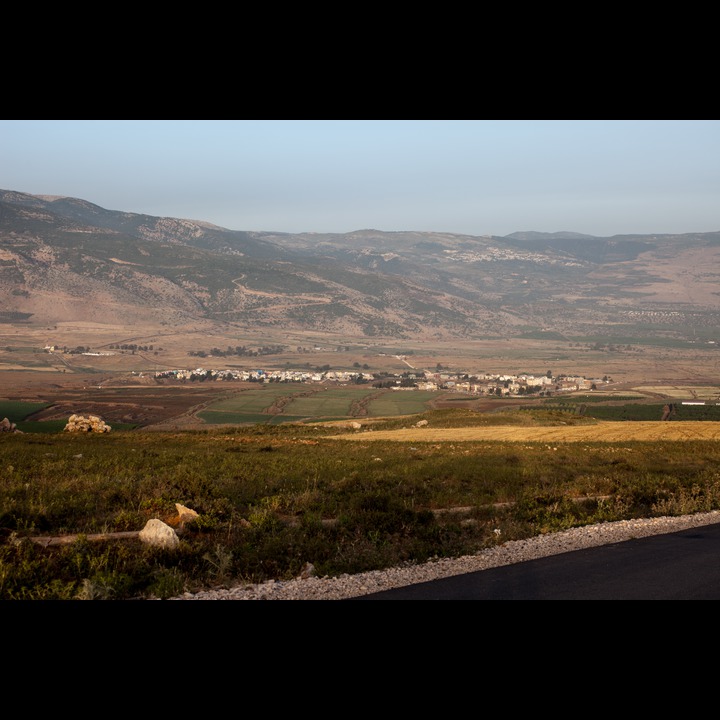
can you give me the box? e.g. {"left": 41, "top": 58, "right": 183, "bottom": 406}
{"left": 168, "top": 510, "right": 720, "bottom": 600}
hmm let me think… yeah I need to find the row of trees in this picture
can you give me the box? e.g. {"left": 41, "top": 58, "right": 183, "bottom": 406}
{"left": 189, "top": 345, "right": 285, "bottom": 358}
{"left": 108, "top": 344, "right": 155, "bottom": 352}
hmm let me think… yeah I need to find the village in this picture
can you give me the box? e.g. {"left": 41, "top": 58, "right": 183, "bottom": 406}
{"left": 149, "top": 364, "right": 609, "bottom": 397}
{"left": 43, "top": 343, "right": 610, "bottom": 397}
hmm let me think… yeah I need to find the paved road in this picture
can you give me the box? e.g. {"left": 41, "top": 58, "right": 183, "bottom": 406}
{"left": 349, "top": 522, "right": 720, "bottom": 600}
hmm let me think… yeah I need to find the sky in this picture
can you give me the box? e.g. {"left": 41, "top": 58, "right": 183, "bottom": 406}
{"left": 1, "top": 119, "right": 718, "bottom": 238}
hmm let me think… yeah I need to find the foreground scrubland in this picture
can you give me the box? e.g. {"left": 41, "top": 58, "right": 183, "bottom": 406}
{"left": 2, "top": 407, "right": 720, "bottom": 600}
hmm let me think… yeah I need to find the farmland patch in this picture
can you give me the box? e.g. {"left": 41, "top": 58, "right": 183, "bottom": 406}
{"left": 365, "top": 390, "right": 442, "bottom": 417}
{"left": 328, "top": 420, "right": 720, "bottom": 442}
{"left": 633, "top": 385, "right": 720, "bottom": 400}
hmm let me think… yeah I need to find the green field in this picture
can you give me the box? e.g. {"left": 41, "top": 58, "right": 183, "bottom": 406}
{"left": 545, "top": 394, "right": 647, "bottom": 403}
{"left": 198, "top": 385, "right": 444, "bottom": 424}
{"left": 543, "top": 400, "right": 720, "bottom": 422}
{"left": 198, "top": 385, "right": 296, "bottom": 425}
{"left": 0, "top": 400, "right": 138, "bottom": 433}
{"left": 278, "top": 387, "right": 374, "bottom": 418}
{"left": 0, "top": 400, "right": 52, "bottom": 423}
{"left": 585, "top": 403, "right": 720, "bottom": 422}
{"left": 365, "top": 390, "right": 443, "bottom": 417}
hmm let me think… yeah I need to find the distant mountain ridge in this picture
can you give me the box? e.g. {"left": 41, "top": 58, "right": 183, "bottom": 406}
{"left": 1, "top": 188, "right": 719, "bottom": 342}
{"left": 504, "top": 231, "right": 598, "bottom": 241}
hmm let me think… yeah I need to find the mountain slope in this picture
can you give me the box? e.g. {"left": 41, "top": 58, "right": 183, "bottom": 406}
{"left": 1, "top": 188, "right": 719, "bottom": 342}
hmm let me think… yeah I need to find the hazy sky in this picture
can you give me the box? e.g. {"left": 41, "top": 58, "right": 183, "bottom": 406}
{"left": 1, "top": 120, "right": 718, "bottom": 237}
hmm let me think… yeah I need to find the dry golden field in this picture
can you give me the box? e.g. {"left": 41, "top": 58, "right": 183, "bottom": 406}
{"left": 327, "top": 421, "right": 720, "bottom": 442}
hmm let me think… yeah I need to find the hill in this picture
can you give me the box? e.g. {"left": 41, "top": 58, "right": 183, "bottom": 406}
{"left": 2, "top": 188, "right": 720, "bottom": 346}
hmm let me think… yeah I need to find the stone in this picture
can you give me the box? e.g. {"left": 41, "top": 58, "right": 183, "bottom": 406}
{"left": 299, "top": 562, "right": 316, "bottom": 579}
{"left": 138, "top": 519, "right": 180, "bottom": 549}
{"left": 0, "top": 417, "right": 22, "bottom": 433}
{"left": 175, "top": 503, "right": 199, "bottom": 527}
{"left": 64, "top": 413, "right": 112, "bottom": 433}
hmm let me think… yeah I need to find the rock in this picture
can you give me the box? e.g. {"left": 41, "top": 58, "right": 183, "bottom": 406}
{"left": 0, "top": 417, "right": 22, "bottom": 433}
{"left": 63, "top": 413, "right": 112, "bottom": 433}
{"left": 299, "top": 562, "right": 316, "bottom": 579}
{"left": 175, "top": 503, "right": 199, "bottom": 528}
{"left": 138, "top": 519, "right": 180, "bottom": 549}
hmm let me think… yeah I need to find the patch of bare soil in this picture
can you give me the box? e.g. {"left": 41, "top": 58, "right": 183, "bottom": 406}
{"left": 3, "top": 373, "right": 252, "bottom": 429}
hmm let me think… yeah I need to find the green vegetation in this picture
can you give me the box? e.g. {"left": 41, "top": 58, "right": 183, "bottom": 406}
{"left": 13, "top": 420, "right": 138, "bottom": 433}
{"left": 3, "top": 406, "right": 720, "bottom": 600}
{"left": 197, "top": 385, "right": 297, "bottom": 425}
{"left": 543, "top": 395, "right": 645, "bottom": 403}
{"left": 197, "top": 386, "right": 443, "bottom": 424}
{"left": 365, "top": 390, "right": 442, "bottom": 417}
{"left": 546, "top": 401, "right": 720, "bottom": 421}
{"left": 0, "top": 400, "right": 52, "bottom": 422}
{"left": 275, "top": 387, "right": 369, "bottom": 418}
{"left": 519, "top": 330, "right": 567, "bottom": 340}
{"left": 0, "top": 400, "right": 138, "bottom": 433}
{"left": 14, "top": 419, "right": 72, "bottom": 434}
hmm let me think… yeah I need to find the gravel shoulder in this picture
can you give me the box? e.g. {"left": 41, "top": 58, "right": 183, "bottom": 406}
{"left": 168, "top": 510, "right": 720, "bottom": 600}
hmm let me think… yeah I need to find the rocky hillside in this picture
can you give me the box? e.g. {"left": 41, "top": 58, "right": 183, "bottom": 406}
{"left": 2, "top": 188, "right": 719, "bottom": 342}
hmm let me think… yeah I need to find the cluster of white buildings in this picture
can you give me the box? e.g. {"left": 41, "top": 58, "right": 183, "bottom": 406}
{"left": 418, "top": 372, "right": 602, "bottom": 395}
{"left": 152, "top": 367, "right": 605, "bottom": 396}
{"left": 153, "top": 367, "right": 376, "bottom": 383}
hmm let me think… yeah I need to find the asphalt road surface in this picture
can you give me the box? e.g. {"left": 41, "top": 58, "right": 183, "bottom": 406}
{"left": 349, "top": 522, "right": 720, "bottom": 600}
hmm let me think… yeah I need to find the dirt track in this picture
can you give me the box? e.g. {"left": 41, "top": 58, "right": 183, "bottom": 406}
{"left": 327, "top": 421, "right": 720, "bottom": 442}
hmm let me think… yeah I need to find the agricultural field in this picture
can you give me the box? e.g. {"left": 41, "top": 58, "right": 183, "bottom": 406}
{"left": 328, "top": 420, "right": 720, "bottom": 442}
{"left": 363, "top": 390, "right": 443, "bottom": 417}
{"left": 0, "top": 400, "right": 51, "bottom": 420}
{"left": 0, "top": 373, "right": 456, "bottom": 431}
{"left": 5, "top": 376, "right": 720, "bottom": 433}
{"left": 197, "top": 385, "right": 382, "bottom": 424}
{"left": 193, "top": 386, "right": 446, "bottom": 424}
{"left": 632, "top": 385, "right": 720, "bottom": 401}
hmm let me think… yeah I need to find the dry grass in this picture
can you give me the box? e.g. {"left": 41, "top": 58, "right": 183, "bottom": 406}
{"left": 327, "top": 420, "right": 720, "bottom": 442}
